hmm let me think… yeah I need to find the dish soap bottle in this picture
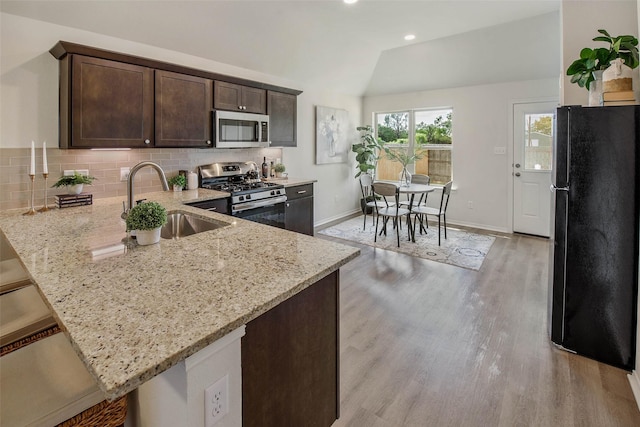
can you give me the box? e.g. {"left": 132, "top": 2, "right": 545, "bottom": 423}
{"left": 262, "top": 157, "right": 268, "bottom": 179}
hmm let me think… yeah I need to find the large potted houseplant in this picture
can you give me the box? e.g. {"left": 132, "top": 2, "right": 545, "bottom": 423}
{"left": 125, "top": 201, "right": 167, "bottom": 245}
{"left": 566, "top": 29, "right": 639, "bottom": 105}
{"left": 352, "top": 126, "right": 384, "bottom": 213}
{"left": 52, "top": 171, "right": 96, "bottom": 195}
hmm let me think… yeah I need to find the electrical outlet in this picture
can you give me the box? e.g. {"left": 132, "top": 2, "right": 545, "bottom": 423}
{"left": 493, "top": 146, "right": 506, "bottom": 155}
{"left": 120, "top": 167, "right": 130, "bottom": 182}
{"left": 205, "top": 374, "right": 229, "bottom": 426}
{"left": 467, "top": 201, "right": 474, "bottom": 209}
{"left": 64, "top": 169, "right": 89, "bottom": 176}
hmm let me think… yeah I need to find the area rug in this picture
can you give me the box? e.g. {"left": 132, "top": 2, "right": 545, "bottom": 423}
{"left": 318, "top": 215, "right": 495, "bottom": 271}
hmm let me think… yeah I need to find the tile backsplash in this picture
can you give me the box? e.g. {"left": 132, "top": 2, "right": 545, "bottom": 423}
{"left": 0, "top": 147, "right": 282, "bottom": 210}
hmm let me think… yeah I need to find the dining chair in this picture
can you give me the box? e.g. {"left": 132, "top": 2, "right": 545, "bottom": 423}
{"left": 371, "top": 182, "right": 411, "bottom": 247}
{"left": 412, "top": 180, "right": 453, "bottom": 246}
{"left": 359, "top": 173, "right": 394, "bottom": 230}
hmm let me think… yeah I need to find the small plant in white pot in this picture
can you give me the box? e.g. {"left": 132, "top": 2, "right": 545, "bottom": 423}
{"left": 273, "top": 163, "right": 286, "bottom": 178}
{"left": 168, "top": 174, "right": 186, "bottom": 191}
{"left": 52, "top": 171, "right": 96, "bottom": 195}
{"left": 125, "top": 201, "right": 167, "bottom": 245}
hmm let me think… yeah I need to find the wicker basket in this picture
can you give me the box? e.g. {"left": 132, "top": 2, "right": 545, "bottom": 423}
{"left": 57, "top": 395, "right": 127, "bottom": 427}
{"left": 0, "top": 325, "right": 60, "bottom": 356}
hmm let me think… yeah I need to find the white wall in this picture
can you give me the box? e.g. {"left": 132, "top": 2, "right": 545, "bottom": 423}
{"left": 561, "top": 0, "right": 639, "bottom": 105}
{"left": 0, "top": 12, "right": 362, "bottom": 225}
{"left": 364, "top": 78, "right": 558, "bottom": 232}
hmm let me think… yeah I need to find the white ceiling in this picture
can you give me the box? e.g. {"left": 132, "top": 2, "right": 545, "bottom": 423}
{"left": 1, "top": 0, "right": 561, "bottom": 95}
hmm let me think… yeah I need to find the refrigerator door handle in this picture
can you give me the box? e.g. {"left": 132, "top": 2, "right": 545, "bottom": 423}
{"left": 550, "top": 184, "right": 569, "bottom": 192}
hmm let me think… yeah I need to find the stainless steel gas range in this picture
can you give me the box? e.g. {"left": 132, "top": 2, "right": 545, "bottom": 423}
{"left": 195, "top": 162, "right": 287, "bottom": 228}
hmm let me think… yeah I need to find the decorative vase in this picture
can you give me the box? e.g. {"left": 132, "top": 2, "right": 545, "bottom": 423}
{"left": 68, "top": 184, "right": 83, "bottom": 194}
{"left": 136, "top": 227, "right": 161, "bottom": 245}
{"left": 603, "top": 58, "right": 633, "bottom": 93}
{"left": 399, "top": 167, "right": 411, "bottom": 187}
{"left": 276, "top": 172, "right": 283, "bottom": 178}
{"left": 588, "top": 70, "right": 604, "bottom": 106}
{"left": 173, "top": 185, "right": 183, "bottom": 192}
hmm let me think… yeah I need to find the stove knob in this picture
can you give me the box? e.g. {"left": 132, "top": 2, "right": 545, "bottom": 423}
{"left": 270, "top": 190, "right": 275, "bottom": 196}
{"left": 246, "top": 194, "right": 251, "bottom": 200}
{"left": 239, "top": 196, "right": 245, "bottom": 201}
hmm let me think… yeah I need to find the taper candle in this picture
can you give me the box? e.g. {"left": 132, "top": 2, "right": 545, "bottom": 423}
{"left": 42, "top": 141, "right": 48, "bottom": 174}
{"left": 30, "top": 141, "right": 35, "bottom": 175}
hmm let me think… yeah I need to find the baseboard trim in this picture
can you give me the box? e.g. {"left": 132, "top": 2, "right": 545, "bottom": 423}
{"left": 315, "top": 212, "right": 509, "bottom": 235}
{"left": 628, "top": 371, "right": 640, "bottom": 411}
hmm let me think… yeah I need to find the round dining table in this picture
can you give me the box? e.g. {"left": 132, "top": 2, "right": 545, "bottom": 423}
{"left": 397, "top": 183, "right": 437, "bottom": 242}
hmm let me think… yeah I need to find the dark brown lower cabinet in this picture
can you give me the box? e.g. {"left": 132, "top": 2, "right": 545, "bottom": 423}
{"left": 242, "top": 270, "right": 339, "bottom": 427}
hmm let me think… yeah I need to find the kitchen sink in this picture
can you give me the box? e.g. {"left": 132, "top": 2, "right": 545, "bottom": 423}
{"left": 160, "top": 211, "right": 226, "bottom": 240}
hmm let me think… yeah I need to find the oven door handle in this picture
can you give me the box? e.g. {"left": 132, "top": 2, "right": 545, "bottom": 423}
{"left": 232, "top": 195, "right": 287, "bottom": 213}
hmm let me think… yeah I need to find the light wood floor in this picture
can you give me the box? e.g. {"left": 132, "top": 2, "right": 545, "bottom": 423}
{"left": 318, "top": 221, "right": 640, "bottom": 427}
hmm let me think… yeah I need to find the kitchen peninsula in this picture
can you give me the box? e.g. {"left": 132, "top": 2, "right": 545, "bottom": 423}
{"left": 0, "top": 189, "right": 359, "bottom": 426}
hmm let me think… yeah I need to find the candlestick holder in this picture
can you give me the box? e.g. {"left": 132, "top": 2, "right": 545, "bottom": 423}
{"left": 23, "top": 174, "right": 37, "bottom": 216}
{"left": 38, "top": 173, "right": 51, "bottom": 212}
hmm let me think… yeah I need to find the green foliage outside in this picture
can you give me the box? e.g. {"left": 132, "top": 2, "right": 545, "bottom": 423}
{"left": 529, "top": 116, "right": 552, "bottom": 136}
{"left": 377, "top": 112, "right": 452, "bottom": 145}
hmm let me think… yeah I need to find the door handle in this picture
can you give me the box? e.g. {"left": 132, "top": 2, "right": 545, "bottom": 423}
{"left": 515, "top": 163, "right": 521, "bottom": 168}
{"left": 515, "top": 172, "right": 521, "bottom": 177}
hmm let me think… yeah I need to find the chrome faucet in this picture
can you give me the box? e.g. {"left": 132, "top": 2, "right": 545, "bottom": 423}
{"left": 121, "top": 161, "right": 169, "bottom": 219}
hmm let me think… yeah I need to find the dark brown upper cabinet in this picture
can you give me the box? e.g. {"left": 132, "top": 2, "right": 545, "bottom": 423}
{"left": 214, "top": 81, "right": 266, "bottom": 114}
{"left": 50, "top": 41, "right": 301, "bottom": 149}
{"left": 62, "top": 55, "right": 154, "bottom": 148}
{"left": 155, "top": 70, "right": 213, "bottom": 148}
{"left": 267, "top": 91, "right": 297, "bottom": 147}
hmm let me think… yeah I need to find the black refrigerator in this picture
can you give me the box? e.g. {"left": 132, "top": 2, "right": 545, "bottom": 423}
{"left": 549, "top": 105, "right": 639, "bottom": 371}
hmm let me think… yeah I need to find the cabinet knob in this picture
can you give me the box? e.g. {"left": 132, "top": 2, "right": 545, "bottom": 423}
{"left": 238, "top": 106, "right": 243, "bottom": 110}
{"left": 206, "top": 140, "right": 212, "bottom": 145}
{"left": 144, "top": 139, "right": 150, "bottom": 145}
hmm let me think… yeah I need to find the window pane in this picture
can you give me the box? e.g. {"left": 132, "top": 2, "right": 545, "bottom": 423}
{"left": 376, "top": 112, "right": 409, "bottom": 144}
{"left": 524, "top": 113, "right": 553, "bottom": 171}
{"left": 415, "top": 148, "right": 452, "bottom": 185}
{"left": 415, "top": 109, "right": 452, "bottom": 184}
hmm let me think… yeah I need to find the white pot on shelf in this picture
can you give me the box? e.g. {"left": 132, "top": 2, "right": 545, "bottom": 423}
{"left": 135, "top": 227, "right": 162, "bottom": 245}
{"left": 68, "top": 184, "right": 83, "bottom": 194}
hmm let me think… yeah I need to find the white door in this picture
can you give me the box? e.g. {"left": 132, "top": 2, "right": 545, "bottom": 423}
{"left": 513, "top": 102, "right": 556, "bottom": 237}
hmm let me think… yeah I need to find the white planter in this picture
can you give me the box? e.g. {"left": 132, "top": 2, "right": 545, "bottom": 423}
{"left": 69, "top": 184, "right": 83, "bottom": 194}
{"left": 136, "top": 227, "right": 162, "bottom": 245}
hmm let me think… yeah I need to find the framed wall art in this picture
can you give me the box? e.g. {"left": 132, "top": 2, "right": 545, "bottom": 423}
{"left": 316, "top": 105, "right": 349, "bottom": 164}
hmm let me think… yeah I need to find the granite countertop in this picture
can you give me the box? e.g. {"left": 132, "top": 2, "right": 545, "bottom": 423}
{"left": 0, "top": 188, "right": 358, "bottom": 400}
{"left": 262, "top": 177, "right": 316, "bottom": 187}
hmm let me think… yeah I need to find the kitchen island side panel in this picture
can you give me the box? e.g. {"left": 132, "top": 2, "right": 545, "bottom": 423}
{"left": 241, "top": 270, "right": 339, "bottom": 427}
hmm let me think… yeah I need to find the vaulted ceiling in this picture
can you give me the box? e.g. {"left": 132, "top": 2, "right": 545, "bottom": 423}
{"left": 1, "top": 0, "right": 561, "bottom": 96}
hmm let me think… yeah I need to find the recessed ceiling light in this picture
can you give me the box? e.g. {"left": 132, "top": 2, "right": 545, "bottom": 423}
{"left": 344, "top": 0, "right": 358, "bottom": 4}
{"left": 404, "top": 34, "right": 416, "bottom": 41}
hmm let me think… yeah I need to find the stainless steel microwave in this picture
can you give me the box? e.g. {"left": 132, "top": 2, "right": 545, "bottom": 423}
{"left": 214, "top": 110, "right": 269, "bottom": 148}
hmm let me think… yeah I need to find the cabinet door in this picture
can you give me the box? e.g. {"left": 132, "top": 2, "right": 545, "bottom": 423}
{"left": 214, "top": 81, "right": 243, "bottom": 111}
{"left": 267, "top": 91, "right": 297, "bottom": 147}
{"left": 69, "top": 55, "right": 153, "bottom": 148}
{"left": 214, "top": 81, "right": 266, "bottom": 114}
{"left": 241, "top": 86, "right": 267, "bottom": 114}
{"left": 155, "top": 70, "right": 213, "bottom": 148}
{"left": 285, "top": 197, "right": 314, "bottom": 236}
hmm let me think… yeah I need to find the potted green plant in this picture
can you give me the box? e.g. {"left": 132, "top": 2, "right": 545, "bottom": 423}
{"left": 52, "top": 171, "right": 96, "bottom": 195}
{"left": 125, "top": 201, "right": 167, "bottom": 245}
{"left": 352, "top": 126, "right": 386, "bottom": 214}
{"left": 566, "top": 29, "right": 639, "bottom": 92}
{"left": 168, "top": 174, "right": 186, "bottom": 191}
{"left": 352, "top": 125, "right": 384, "bottom": 179}
{"left": 273, "top": 163, "right": 286, "bottom": 178}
